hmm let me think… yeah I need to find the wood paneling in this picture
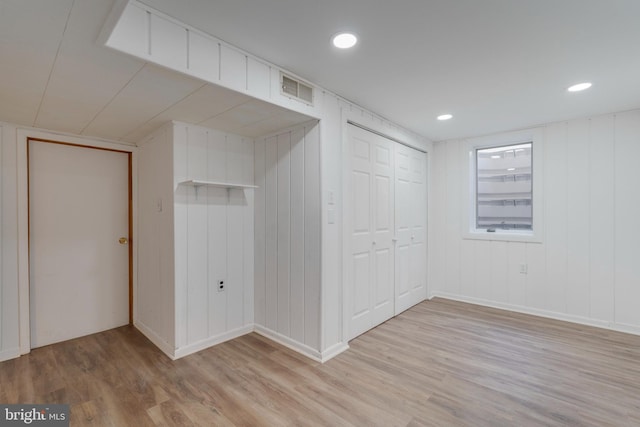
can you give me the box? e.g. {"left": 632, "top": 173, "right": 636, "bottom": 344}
{"left": 185, "top": 127, "right": 208, "bottom": 344}
{"left": 290, "top": 128, "right": 306, "bottom": 343}
{"left": 3, "top": 298, "right": 640, "bottom": 426}
{"left": 220, "top": 45, "right": 247, "bottom": 92}
{"left": 137, "top": 124, "right": 175, "bottom": 351}
{"left": 614, "top": 110, "right": 640, "bottom": 327}
{"left": 254, "top": 122, "right": 321, "bottom": 353}
{"left": 303, "top": 123, "right": 321, "bottom": 350}
{"left": 566, "top": 119, "right": 590, "bottom": 317}
{"left": 175, "top": 124, "right": 254, "bottom": 353}
{"left": 588, "top": 116, "right": 615, "bottom": 322}
{"left": 432, "top": 110, "right": 640, "bottom": 335}
{"left": 277, "top": 133, "right": 291, "bottom": 335}
{"left": 254, "top": 140, "right": 267, "bottom": 326}
{"left": 138, "top": 122, "right": 254, "bottom": 357}
{"left": 264, "top": 136, "right": 278, "bottom": 331}
{"left": 543, "top": 122, "right": 568, "bottom": 314}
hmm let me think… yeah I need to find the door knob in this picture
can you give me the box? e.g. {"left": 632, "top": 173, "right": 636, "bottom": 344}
{"left": 119, "top": 237, "right": 128, "bottom": 244}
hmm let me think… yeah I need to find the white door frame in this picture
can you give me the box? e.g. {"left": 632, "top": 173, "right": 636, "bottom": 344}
{"left": 16, "top": 129, "right": 137, "bottom": 355}
{"left": 340, "top": 110, "right": 430, "bottom": 345}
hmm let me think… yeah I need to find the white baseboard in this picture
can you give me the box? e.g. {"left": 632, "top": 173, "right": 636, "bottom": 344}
{"left": 173, "top": 325, "right": 254, "bottom": 359}
{"left": 0, "top": 347, "right": 20, "bottom": 363}
{"left": 253, "top": 325, "right": 324, "bottom": 362}
{"left": 134, "top": 321, "right": 176, "bottom": 360}
{"left": 319, "top": 341, "right": 349, "bottom": 362}
{"left": 429, "top": 291, "right": 640, "bottom": 337}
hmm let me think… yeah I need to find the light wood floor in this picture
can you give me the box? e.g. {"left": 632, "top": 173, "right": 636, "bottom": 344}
{"left": 2, "top": 298, "right": 640, "bottom": 426}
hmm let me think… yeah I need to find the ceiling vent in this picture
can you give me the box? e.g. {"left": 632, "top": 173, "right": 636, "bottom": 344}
{"left": 281, "top": 73, "right": 314, "bottom": 105}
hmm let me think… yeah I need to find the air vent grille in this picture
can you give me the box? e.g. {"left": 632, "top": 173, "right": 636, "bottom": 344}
{"left": 282, "top": 75, "right": 298, "bottom": 97}
{"left": 281, "top": 73, "right": 313, "bottom": 105}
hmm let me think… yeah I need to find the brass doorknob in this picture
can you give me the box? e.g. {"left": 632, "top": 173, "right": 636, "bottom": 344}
{"left": 119, "top": 237, "right": 128, "bottom": 244}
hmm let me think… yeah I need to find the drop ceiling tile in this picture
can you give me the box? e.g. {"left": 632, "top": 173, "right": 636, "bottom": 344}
{"left": 122, "top": 83, "right": 251, "bottom": 142}
{"left": 82, "top": 64, "right": 204, "bottom": 140}
{"left": 34, "top": 0, "right": 145, "bottom": 135}
{"left": 198, "top": 99, "right": 280, "bottom": 132}
{"left": 0, "top": 0, "right": 73, "bottom": 126}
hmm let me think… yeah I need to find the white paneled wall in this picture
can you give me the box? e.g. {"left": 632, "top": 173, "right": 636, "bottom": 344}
{"left": 137, "top": 124, "right": 175, "bottom": 355}
{"left": 102, "top": 0, "right": 433, "bottom": 359}
{"left": 431, "top": 109, "right": 640, "bottom": 334}
{"left": 137, "top": 121, "right": 254, "bottom": 359}
{"left": 173, "top": 123, "right": 254, "bottom": 357}
{"left": 254, "top": 122, "right": 322, "bottom": 358}
{"left": 1, "top": 124, "right": 21, "bottom": 361}
{"left": 103, "top": 0, "right": 318, "bottom": 120}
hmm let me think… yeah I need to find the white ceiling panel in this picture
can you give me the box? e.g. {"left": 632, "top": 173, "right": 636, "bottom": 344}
{"left": 0, "top": 0, "right": 73, "bottom": 126}
{"left": 145, "top": 0, "right": 640, "bottom": 141}
{"left": 82, "top": 64, "right": 205, "bottom": 141}
{"left": 239, "top": 110, "right": 315, "bottom": 138}
{"left": 34, "top": 0, "right": 145, "bottom": 135}
{"left": 199, "top": 99, "right": 283, "bottom": 133}
{"left": 122, "top": 83, "right": 252, "bottom": 141}
{"left": 2, "top": 1, "right": 639, "bottom": 143}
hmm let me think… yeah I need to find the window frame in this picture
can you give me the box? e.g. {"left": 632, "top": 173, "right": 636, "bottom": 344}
{"left": 462, "top": 128, "right": 544, "bottom": 243}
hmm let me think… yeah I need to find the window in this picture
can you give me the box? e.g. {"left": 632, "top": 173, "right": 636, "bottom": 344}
{"left": 476, "top": 143, "right": 532, "bottom": 231}
{"left": 464, "top": 129, "right": 543, "bottom": 243}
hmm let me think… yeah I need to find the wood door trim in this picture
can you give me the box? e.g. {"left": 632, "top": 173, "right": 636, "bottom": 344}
{"left": 27, "top": 137, "right": 134, "bottom": 326}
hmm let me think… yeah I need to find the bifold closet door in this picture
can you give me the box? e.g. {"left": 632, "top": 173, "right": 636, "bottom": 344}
{"left": 346, "top": 125, "right": 395, "bottom": 341}
{"left": 394, "top": 144, "right": 427, "bottom": 314}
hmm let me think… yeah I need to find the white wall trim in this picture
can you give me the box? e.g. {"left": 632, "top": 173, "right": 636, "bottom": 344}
{"left": 134, "top": 320, "right": 176, "bottom": 360}
{"left": 173, "top": 325, "right": 254, "bottom": 359}
{"left": 16, "top": 127, "right": 138, "bottom": 355}
{"left": 254, "top": 324, "right": 323, "bottom": 362}
{"left": 319, "top": 341, "right": 349, "bottom": 363}
{"left": 0, "top": 347, "right": 20, "bottom": 363}
{"left": 138, "top": 320, "right": 347, "bottom": 363}
{"left": 429, "top": 292, "right": 640, "bottom": 337}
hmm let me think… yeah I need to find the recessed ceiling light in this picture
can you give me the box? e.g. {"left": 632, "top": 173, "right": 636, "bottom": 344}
{"left": 332, "top": 33, "right": 357, "bottom": 49}
{"left": 567, "top": 82, "right": 592, "bottom": 92}
{"left": 437, "top": 114, "right": 453, "bottom": 121}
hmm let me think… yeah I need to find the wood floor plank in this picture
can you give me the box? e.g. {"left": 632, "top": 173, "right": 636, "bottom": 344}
{"left": 2, "top": 298, "right": 640, "bottom": 426}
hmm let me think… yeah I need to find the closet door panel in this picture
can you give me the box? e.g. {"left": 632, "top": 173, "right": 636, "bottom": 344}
{"left": 395, "top": 145, "right": 427, "bottom": 313}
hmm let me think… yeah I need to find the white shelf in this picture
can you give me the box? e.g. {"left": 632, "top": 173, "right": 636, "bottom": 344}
{"left": 179, "top": 180, "right": 258, "bottom": 190}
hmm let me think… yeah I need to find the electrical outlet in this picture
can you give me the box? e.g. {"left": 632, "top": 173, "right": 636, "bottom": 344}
{"left": 519, "top": 264, "right": 528, "bottom": 274}
{"left": 218, "top": 280, "right": 225, "bottom": 292}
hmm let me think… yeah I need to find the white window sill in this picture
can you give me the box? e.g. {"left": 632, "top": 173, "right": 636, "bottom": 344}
{"left": 463, "top": 230, "right": 542, "bottom": 243}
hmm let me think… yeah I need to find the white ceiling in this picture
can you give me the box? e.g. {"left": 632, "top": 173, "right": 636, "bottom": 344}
{"left": 0, "top": 0, "right": 312, "bottom": 143}
{"left": 1, "top": 0, "right": 639, "bottom": 143}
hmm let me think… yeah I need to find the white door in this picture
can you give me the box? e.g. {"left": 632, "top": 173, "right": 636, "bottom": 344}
{"left": 29, "top": 140, "right": 130, "bottom": 348}
{"left": 395, "top": 144, "right": 427, "bottom": 314}
{"left": 346, "top": 125, "right": 395, "bottom": 340}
